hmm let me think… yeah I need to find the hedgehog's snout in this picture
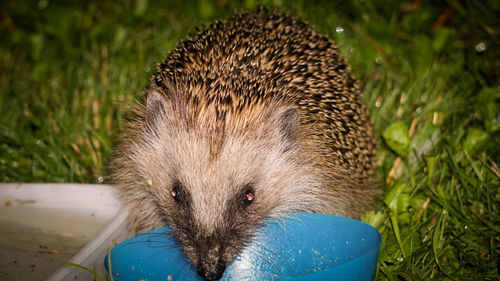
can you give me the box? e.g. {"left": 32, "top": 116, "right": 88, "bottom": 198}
{"left": 197, "top": 244, "right": 226, "bottom": 281}
{"left": 197, "top": 258, "right": 226, "bottom": 281}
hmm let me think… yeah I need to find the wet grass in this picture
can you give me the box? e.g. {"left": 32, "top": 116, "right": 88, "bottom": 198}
{"left": 1, "top": 0, "right": 499, "bottom": 279}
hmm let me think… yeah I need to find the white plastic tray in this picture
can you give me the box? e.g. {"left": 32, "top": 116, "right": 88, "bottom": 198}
{"left": 0, "top": 183, "right": 132, "bottom": 281}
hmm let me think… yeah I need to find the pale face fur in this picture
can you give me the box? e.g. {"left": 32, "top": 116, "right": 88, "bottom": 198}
{"left": 113, "top": 88, "right": 329, "bottom": 280}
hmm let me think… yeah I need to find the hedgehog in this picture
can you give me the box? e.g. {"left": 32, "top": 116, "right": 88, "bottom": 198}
{"left": 110, "top": 8, "right": 376, "bottom": 281}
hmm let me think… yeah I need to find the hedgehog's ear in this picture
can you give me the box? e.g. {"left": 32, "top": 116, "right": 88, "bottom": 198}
{"left": 278, "top": 106, "right": 299, "bottom": 142}
{"left": 146, "top": 90, "right": 168, "bottom": 122}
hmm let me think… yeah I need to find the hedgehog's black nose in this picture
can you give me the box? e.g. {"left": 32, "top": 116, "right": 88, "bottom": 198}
{"left": 197, "top": 259, "right": 226, "bottom": 281}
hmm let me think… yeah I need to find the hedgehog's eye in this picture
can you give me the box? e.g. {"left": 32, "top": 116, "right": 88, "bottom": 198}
{"left": 242, "top": 185, "right": 255, "bottom": 206}
{"left": 171, "top": 180, "right": 182, "bottom": 201}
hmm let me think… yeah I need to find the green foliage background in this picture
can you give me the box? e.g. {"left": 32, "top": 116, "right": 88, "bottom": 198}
{"left": 1, "top": 0, "right": 499, "bottom": 279}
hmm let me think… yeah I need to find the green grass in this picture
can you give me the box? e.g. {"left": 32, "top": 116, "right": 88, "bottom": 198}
{"left": 1, "top": 0, "right": 499, "bottom": 279}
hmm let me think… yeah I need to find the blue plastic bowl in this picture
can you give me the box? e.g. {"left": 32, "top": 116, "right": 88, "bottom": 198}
{"left": 105, "top": 213, "right": 381, "bottom": 280}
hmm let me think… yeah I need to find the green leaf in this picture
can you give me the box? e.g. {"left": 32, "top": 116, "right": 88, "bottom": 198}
{"left": 410, "top": 194, "right": 426, "bottom": 211}
{"left": 425, "top": 156, "right": 436, "bottom": 186}
{"left": 384, "top": 182, "right": 408, "bottom": 213}
{"left": 389, "top": 211, "right": 406, "bottom": 258}
{"left": 383, "top": 121, "right": 410, "bottom": 157}
{"left": 436, "top": 185, "right": 446, "bottom": 199}
{"left": 401, "top": 230, "right": 422, "bottom": 257}
{"left": 463, "top": 127, "right": 490, "bottom": 155}
{"left": 63, "top": 262, "right": 105, "bottom": 281}
{"left": 397, "top": 193, "right": 411, "bottom": 214}
{"left": 432, "top": 211, "right": 447, "bottom": 273}
{"left": 362, "top": 210, "right": 386, "bottom": 229}
{"left": 398, "top": 211, "right": 411, "bottom": 224}
{"left": 432, "top": 28, "right": 454, "bottom": 52}
{"left": 411, "top": 121, "right": 440, "bottom": 158}
{"left": 476, "top": 87, "right": 500, "bottom": 133}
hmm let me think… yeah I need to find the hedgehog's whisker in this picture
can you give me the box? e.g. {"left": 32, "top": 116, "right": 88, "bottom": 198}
{"left": 251, "top": 240, "right": 295, "bottom": 276}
